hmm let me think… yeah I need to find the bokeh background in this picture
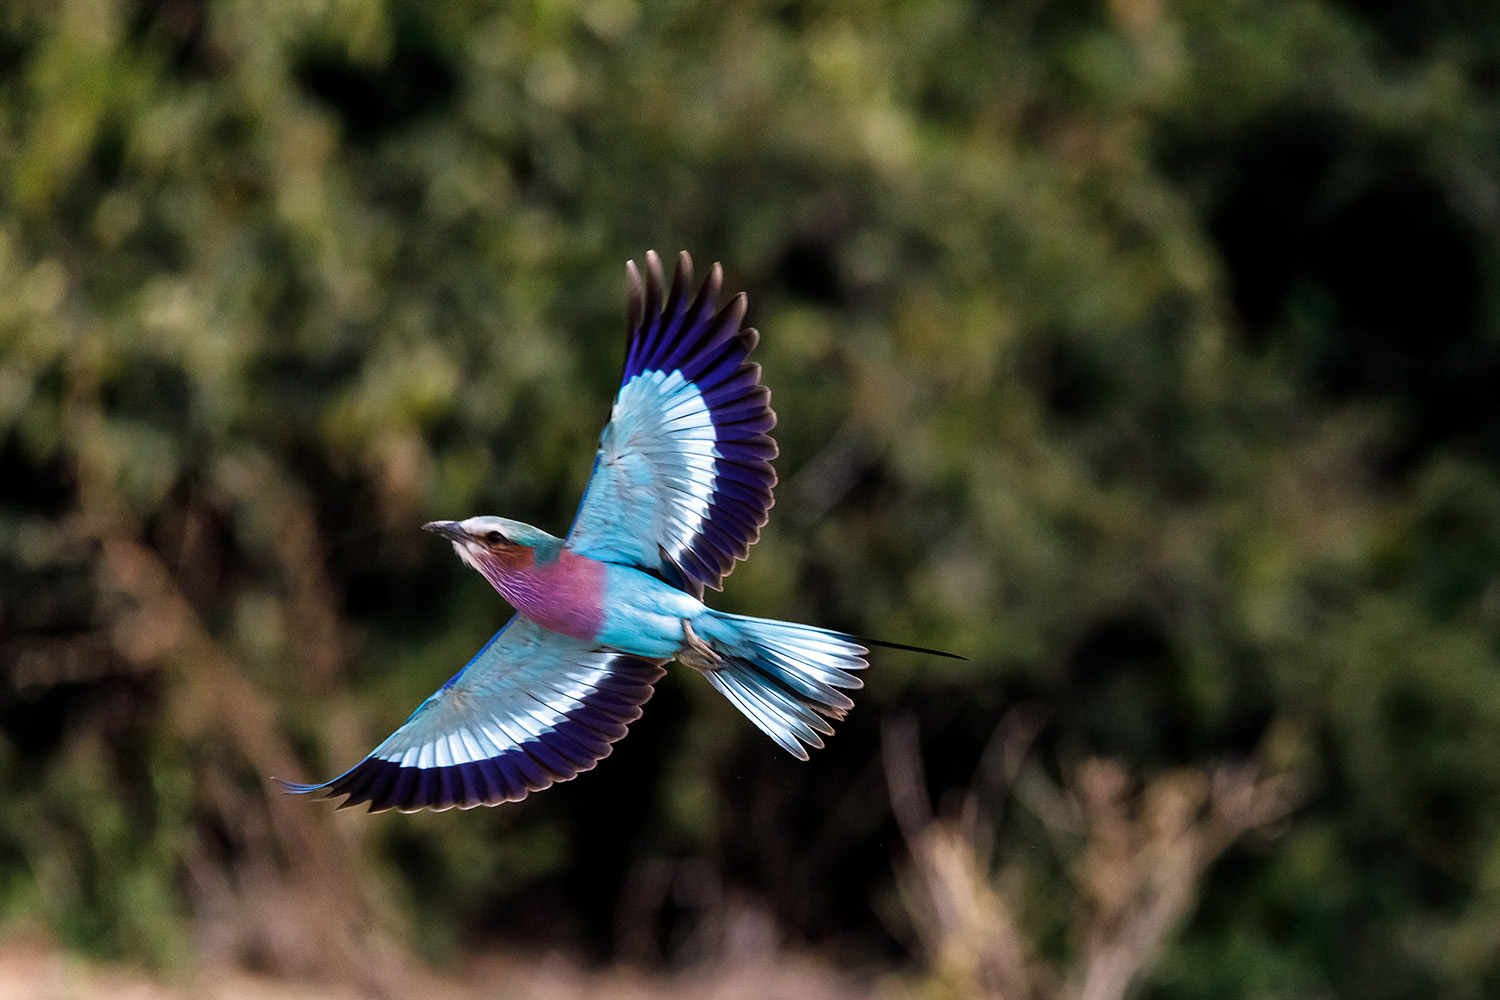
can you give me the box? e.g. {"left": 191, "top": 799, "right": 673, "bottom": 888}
{"left": 5, "top": 0, "right": 1500, "bottom": 997}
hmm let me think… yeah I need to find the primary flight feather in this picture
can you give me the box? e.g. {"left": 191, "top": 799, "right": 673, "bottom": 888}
{"left": 279, "top": 251, "right": 952, "bottom": 813}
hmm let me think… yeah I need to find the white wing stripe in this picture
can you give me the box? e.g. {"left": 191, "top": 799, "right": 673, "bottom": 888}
{"left": 381, "top": 695, "right": 585, "bottom": 770}
{"left": 607, "top": 369, "right": 717, "bottom": 550}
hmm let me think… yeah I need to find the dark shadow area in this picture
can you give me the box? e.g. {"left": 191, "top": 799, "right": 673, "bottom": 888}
{"left": 1161, "top": 106, "right": 1499, "bottom": 472}
{"left": 295, "top": 14, "right": 458, "bottom": 145}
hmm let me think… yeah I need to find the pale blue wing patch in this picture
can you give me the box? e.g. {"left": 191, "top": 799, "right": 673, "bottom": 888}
{"left": 276, "top": 617, "right": 666, "bottom": 812}
{"left": 568, "top": 251, "right": 777, "bottom": 595}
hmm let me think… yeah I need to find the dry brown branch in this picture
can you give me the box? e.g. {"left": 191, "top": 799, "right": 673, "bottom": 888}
{"left": 1061, "top": 760, "right": 1297, "bottom": 1000}
{"left": 885, "top": 718, "right": 1301, "bottom": 1000}
{"left": 884, "top": 713, "right": 1042, "bottom": 1000}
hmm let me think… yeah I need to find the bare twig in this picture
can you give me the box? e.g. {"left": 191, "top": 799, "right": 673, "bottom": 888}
{"left": 885, "top": 718, "right": 1302, "bottom": 1000}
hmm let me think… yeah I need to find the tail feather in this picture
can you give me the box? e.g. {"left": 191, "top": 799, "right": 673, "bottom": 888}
{"left": 707, "top": 667, "right": 835, "bottom": 758}
{"left": 750, "top": 647, "right": 858, "bottom": 711}
{"left": 693, "top": 613, "right": 870, "bottom": 759}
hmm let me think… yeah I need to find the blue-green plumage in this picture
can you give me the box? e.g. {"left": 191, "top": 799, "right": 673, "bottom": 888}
{"left": 278, "top": 252, "right": 944, "bottom": 814}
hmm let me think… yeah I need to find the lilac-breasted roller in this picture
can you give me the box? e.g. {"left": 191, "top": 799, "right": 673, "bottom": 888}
{"left": 280, "top": 251, "right": 953, "bottom": 813}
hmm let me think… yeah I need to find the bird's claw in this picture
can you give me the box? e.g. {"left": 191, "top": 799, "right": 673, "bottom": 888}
{"left": 678, "top": 619, "right": 723, "bottom": 672}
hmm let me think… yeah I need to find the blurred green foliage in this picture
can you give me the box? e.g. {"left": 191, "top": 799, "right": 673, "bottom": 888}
{"left": 5, "top": 0, "right": 1500, "bottom": 995}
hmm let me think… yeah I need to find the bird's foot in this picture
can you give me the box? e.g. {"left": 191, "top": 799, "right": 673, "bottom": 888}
{"left": 678, "top": 619, "right": 723, "bottom": 672}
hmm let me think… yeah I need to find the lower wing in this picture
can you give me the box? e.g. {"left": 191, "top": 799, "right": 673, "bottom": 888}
{"left": 276, "top": 616, "right": 667, "bottom": 813}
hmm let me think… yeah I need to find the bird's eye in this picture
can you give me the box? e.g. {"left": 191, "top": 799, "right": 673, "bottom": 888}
{"left": 484, "top": 531, "right": 505, "bottom": 545}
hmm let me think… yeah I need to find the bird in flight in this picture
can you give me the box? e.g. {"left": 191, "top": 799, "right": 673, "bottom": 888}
{"left": 280, "top": 251, "right": 953, "bottom": 813}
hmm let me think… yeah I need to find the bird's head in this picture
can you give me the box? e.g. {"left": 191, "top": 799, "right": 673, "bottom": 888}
{"left": 422, "top": 516, "right": 562, "bottom": 575}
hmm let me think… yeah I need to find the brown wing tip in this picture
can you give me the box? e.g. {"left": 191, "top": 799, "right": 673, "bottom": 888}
{"left": 646, "top": 250, "right": 666, "bottom": 297}
{"left": 719, "top": 290, "right": 749, "bottom": 329}
{"left": 630, "top": 251, "right": 730, "bottom": 334}
{"left": 626, "top": 258, "right": 643, "bottom": 333}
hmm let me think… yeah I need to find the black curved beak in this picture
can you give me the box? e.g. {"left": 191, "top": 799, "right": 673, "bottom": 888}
{"left": 422, "top": 520, "right": 468, "bottom": 543}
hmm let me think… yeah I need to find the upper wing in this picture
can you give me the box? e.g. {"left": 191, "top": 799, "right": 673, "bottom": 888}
{"left": 566, "top": 251, "right": 778, "bottom": 595}
{"left": 276, "top": 616, "right": 666, "bottom": 813}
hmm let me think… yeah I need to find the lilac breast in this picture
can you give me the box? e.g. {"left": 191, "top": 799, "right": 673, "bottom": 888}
{"left": 489, "top": 552, "right": 607, "bottom": 642}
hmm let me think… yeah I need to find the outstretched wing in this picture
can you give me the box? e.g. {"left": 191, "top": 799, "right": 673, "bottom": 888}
{"left": 567, "top": 251, "right": 778, "bottom": 595}
{"left": 276, "top": 616, "right": 666, "bottom": 813}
